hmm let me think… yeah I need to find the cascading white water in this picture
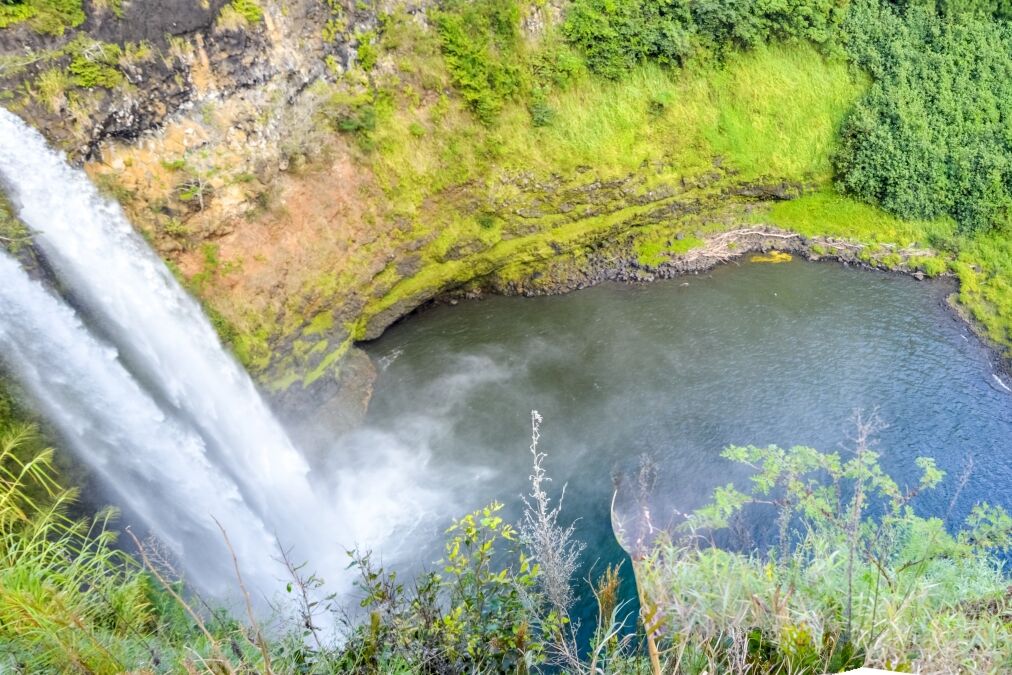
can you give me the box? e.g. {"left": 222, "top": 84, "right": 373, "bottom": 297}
{"left": 0, "top": 252, "right": 281, "bottom": 592}
{"left": 0, "top": 109, "right": 368, "bottom": 601}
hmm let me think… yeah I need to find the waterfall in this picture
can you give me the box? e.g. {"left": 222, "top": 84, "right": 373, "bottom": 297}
{"left": 0, "top": 252, "right": 282, "bottom": 591}
{"left": 0, "top": 109, "right": 349, "bottom": 600}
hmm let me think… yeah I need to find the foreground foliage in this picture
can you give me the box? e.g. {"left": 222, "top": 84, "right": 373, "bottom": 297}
{"left": 0, "top": 414, "right": 1009, "bottom": 674}
{"left": 634, "top": 417, "right": 1012, "bottom": 673}
{"left": 0, "top": 423, "right": 271, "bottom": 673}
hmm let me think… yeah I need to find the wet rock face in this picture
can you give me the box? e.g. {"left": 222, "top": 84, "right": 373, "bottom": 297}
{"left": 87, "top": 0, "right": 231, "bottom": 45}
{"left": 86, "top": 19, "right": 279, "bottom": 156}
{"left": 0, "top": 0, "right": 349, "bottom": 160}
{"left": 277, "top": 346, "right": 379, "bottom": 448}
{"left": 90, "top": 57, "right": 194, "bottom": 147}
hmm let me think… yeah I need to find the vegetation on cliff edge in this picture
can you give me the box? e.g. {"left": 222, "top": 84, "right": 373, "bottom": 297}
{"left": 0, "top": 0, "right": 84, "bottom": 36}
{"left": 55, "top": 0, "right": 1012, "bottom": 384}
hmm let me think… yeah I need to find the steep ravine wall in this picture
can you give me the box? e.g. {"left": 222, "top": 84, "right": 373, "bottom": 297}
{"left": 0, "top": 0, "right": 375, "bottom": 158}
{"left": 2, "top": 1, "right": 983, "bottom": 436}
{"left": 1, "top": 0, "right": 394, "bottom": 429}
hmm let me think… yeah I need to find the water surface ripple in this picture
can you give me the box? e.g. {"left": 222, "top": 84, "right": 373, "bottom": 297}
{"left": 361, "top": 260, "right": 1011, "bottom": 591}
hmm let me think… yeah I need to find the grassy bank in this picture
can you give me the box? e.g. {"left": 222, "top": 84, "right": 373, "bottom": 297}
{"left": 281, "top": 28, "right": 1008, "bottom": 387}
{"left": 73, "top": 2, "right": 1011, "bottom": 385}
{"left": 766, "top": 190, "right": 1011, "bottom": 356}
{"left": 256, "top": 39, "right": 878, "bottom": 387}
{"left": 371, "top": 40, "right": 861, "bottom": 190}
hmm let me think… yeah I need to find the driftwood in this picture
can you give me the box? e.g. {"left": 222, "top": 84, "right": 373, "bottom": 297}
{"left": 679, "top": 227, "right": 803, "bottom": 266}
{"left": 677, "top": 226, "right": 934, "bottom": 267}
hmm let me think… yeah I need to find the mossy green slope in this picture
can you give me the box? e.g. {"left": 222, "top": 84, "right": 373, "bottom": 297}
{"left": 272, "top": 31, "right": 1007, "bottom": 385}
{"left": 264, "top": 40, "right": 880, "bottom": 388}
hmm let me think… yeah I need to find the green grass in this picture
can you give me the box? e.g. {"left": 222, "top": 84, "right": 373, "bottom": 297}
{"left": 506, "top": 43, "right": 860, "bottom": 182}
{"left": 0, "top": 1, "right": 34, "bottom": 28}
{"left": 2, "top": 411, "right": 1008, "bottom": 672}
{"left": 501, "top": 63, "right": 711, "bottom": 174}
{"left": 954, "top": 230, "right": 1012, "bottom": 354}
{"left": 68, "top": 49, "right": 123, "bottom": 89}
{"left": 229, "top": 0, "right": 263, "bottom": 24}
{"left": 635, "top": 229, "right": 703, "bottom": 267}
{"left": 703, "top": 45, "right": 865, "bottom": 181}
{"left": 31, "top": 68, "right": 71, "bottom": 111}
{"left": 640, "top": 442, "right": 1012, "bottom": 674}
{"left": 499, "top": 43, "right": 861, "bottom": 180}
{"left": 766, "top": 189, "right": 954, "bottom": 247}
{"left": 357, "top": 37, "right": 859, "bottom": 203}
{"left": 216, "top": 0, "right": 263, "bottom": 29}
{"left": 360, "top": 41, "right": 863, "bottom": 229}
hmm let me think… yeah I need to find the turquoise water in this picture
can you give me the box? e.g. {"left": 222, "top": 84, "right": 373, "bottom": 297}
{"left": 356, "top": 259, "right": 1011, "bottom": 624}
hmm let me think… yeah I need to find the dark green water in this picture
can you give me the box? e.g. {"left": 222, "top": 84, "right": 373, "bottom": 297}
{"left": 351, "top": 259, "right": 1011, "bottom": 623}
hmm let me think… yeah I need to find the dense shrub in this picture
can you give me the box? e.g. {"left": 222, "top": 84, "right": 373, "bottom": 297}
{"left": 835, "top": 1, "right": 1012, "bottom": 233}
{"left": 0, "top": 0, "right": 32, "bottom": 28}
{"left": 561, "top": 0, "right": 843, "bottom": 79}
{"left": 892, "top": 0, "right": 1012, "bottom": 18}
{"left": 333, "top": 505, "right": 547, "bottom": 672}
{"left": 67, "top": 39, "right": 124, "bottom": 89}
{"left": 0, "top": 0, "right": 84, "bottom": 34}
{"left": 432, "top": 0, "right": 526, "bottom": 124}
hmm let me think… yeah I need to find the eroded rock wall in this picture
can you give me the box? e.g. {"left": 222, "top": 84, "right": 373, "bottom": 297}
{"left": 1, "top": 2, "right": 952, "bottom": 433}
{"left": 0, "top": 0, "right": 365, "bottom": 157}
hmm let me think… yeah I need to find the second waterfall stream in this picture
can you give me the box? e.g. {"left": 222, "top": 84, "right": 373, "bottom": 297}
{"left": 0, "top": 108, "right": 427, "bottom": 609}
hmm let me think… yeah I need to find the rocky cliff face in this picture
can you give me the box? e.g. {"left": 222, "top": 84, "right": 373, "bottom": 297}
{"left": 1, "top": 0, "right": 392, "bottom": 425}
{"left": 0, "top": 0, "right": 366, "bottom": 158}
{"left": 2, "top": 2, "right": 941, "bottom": 434}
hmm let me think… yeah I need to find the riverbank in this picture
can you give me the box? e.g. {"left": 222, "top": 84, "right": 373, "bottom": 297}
{"left": 307, "top": 213, "right": 1004, "bottom": 442}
